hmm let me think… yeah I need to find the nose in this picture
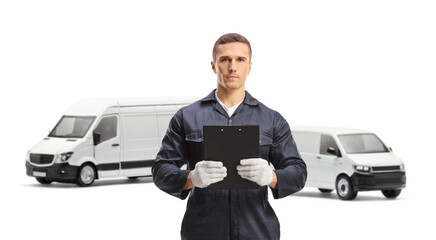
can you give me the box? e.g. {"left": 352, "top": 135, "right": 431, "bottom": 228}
{"left": 229, "top": 60, "right": 237, "bottom": 72}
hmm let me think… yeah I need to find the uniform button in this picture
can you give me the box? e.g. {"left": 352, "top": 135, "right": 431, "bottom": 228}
{"left": 229, "top": 119, "right": 232, "bottom": 123}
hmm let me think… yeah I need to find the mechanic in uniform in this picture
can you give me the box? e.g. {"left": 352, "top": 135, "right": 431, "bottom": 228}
{"left": 152, "top": 33, "right": 307, "bottom": 240}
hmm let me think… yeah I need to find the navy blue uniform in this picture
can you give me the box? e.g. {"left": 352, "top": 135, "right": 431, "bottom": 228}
{"left": 152, "top": 90, "right": 307, "bottom": 240}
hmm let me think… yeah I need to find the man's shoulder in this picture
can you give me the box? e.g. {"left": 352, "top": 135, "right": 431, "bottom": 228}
{"left": 253, "top": 99, "right": 289, "bottom": 128}
{"left": 175, "top": 96, "right": 213, "bottom": 117}
{"left": 244, "top": 91, "right": 280, "bottom": 114}
{"left": 255, "top": 99, "right": 281, "bottom": 117}
{"left": 182, "top": 98, "right": 211, "bottom": 110}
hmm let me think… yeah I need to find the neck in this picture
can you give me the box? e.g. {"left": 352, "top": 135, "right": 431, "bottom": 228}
{"left": 216, "top": 86, "right": 245, "bottom": 108}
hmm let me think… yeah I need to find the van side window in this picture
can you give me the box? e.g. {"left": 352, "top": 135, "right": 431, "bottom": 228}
{"left": 94, "top": 116, "right": 118, "bottom": 143}
{"left": 319, "top": 134, "right": 339, "bottom": 155}
{"left": 293, "top": 132, "right": 319, "bottom": 154}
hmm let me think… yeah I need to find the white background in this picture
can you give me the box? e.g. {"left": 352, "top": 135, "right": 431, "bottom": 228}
{"left": 1, "top": 0, "right": 435, "bottom": 239}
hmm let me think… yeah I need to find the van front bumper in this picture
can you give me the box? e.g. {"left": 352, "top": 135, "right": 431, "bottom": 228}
{"left": 26, "top": 162, "right": 79, "bottom": 182}
{"left": 351, "top": 171, "right": 406, "bottom": 191}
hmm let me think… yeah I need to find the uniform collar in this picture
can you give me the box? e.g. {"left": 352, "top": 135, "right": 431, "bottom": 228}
{"left": 200, "top": 89, "right": 259, "bottom": 107}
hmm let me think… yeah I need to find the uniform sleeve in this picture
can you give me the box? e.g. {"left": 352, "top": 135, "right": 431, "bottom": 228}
{"left": 269, "top": 112, "right": 307, "bottom": 199}
{"left": 152, "top": 109, "right": 191, "bottom": 200}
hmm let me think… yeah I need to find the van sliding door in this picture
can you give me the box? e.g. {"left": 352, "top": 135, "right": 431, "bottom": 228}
{"left": 121, "top": 108, "right": 159, "bottom": 177}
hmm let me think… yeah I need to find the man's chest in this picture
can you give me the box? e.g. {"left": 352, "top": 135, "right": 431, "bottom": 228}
{"left": 183, "top": 107, "right": 273, "bottom": 136}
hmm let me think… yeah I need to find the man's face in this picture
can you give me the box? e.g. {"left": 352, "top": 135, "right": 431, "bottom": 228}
{"left": 212, "top": 42, "right": 252, "bottom": 91}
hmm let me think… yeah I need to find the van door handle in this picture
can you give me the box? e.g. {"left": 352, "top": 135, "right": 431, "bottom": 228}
{"left": 316, "top": 156, "right": 321, "bottom": 159}
{"left": 112, "top": 143, "right": 120, "bottom": 147}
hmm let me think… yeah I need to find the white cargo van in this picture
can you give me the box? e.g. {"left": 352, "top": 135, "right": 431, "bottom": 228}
{"left": 26, "top": 98, "right": 193, "bottom": 186}
{"left": 292, "top": 126, "right": 406, "bottom": 200}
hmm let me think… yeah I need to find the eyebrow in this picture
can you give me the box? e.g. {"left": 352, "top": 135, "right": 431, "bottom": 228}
{"left": 219, "top": 56, "right": 248, "bottom": 60}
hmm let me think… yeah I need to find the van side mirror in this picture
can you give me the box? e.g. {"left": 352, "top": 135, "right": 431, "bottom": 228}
{"left": 93, "top": 131, "right": 101, "bottom": 145}
{"left": 327, "top": 147, "right": 342, "bottom": 157}
{"left": 389, "top": 147, "right": 393, "bottom": 152}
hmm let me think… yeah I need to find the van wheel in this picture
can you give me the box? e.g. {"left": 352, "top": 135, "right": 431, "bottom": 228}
{"left": 382, "top": 189, "right": 402, "bottom": 198}
{"left": 76, "top": 163, "right": 96, "bottom": 187}
{"left": 336, "top": 175, "right": 358, "bottom": 200}
{"left": 318, "top": 188, "right": 333, "bottom": 193}
{"left": 36, "top": 177, "right": 52, "bottom": 184}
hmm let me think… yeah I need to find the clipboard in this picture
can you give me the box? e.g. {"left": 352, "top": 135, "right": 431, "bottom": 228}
{"left": 203, "top": 125, "right": 259, "bottom": 189}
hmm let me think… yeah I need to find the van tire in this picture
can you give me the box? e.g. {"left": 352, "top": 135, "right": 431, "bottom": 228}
{"left": 36, "top": 177, "right": 52, "bottom": 184}
{"left": 381, "top": 189, "right": 402, "bottom": 198}
{"left": 318, "top": 188, "right": 333, "bottom": 193}
{"left": 336, "top": 175, "right": 358, "bottom": 200}
{"left": 76, "top": 163, "right": 96, "bottom": 187}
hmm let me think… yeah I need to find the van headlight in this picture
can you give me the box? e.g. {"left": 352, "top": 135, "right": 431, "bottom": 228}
{"left": 55, "top": 152, "right": 74, "bottom": 163}
{"left": 400, "top": 164, "right": 405, "bottom": 171}
{"left": 355, "top": 165, "right": 370, "bottom": 173}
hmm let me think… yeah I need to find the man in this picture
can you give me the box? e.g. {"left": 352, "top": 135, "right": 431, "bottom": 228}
{"left": 152, "top": 33, "right": 307, "bottom": 240}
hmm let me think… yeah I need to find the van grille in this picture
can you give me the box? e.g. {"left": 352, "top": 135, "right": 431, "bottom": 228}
{"left": 354, "top": 172, "right": 406, "bottom": 189}
{"left": 373, "top": 172, "right": 404, "bottom": 185}
{"left": 372, "top": 166, "right": 401, "bottom": 172}
{"left": 30, "top": 154, "right": 54, "bottom": 165}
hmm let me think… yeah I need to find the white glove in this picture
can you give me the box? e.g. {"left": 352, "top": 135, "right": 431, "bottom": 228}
{"left": 237, "top": 158, "right": 273, "bottom": 186}
{"left": 190, "top": 160, "right": 227, "bottom": 188}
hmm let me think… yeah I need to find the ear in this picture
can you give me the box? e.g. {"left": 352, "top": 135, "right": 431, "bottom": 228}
{"left": 248, "top": 61, "right": 252, "bottom": 75}
{"left": 211, "top": 60, "right": 217, "bottom": 74}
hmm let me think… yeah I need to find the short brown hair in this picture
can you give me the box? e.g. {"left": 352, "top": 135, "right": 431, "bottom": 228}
{"left": 212, "top": 33, "right": 252, "bottom": 62}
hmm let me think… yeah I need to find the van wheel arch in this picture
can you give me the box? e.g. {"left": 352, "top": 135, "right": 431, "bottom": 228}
{"left": 75, "top": 157, "right": 99, "bottom": 179}
{"left": 335, "top": 174, "right": 358, "bottom": 200}
{"left": 76, "top": 162, "right": 98, "bottom": 187}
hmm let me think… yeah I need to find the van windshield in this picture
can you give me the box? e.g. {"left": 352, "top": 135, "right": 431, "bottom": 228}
{"left": 338, "top": 133, "right": 389, "bottom": 154}
{"left": 49, "top": 116, "right": 96, "bottom": 138}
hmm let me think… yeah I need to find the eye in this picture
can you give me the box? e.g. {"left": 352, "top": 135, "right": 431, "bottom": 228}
{"left": 237, "top": 57, "right": 245, "bottom": 62}
{"left": 221, "top": 58, "right": 230, "bottom": 62}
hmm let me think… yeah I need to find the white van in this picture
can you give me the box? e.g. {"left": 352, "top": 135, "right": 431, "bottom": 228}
{"left": 292, "top": 126, "right": 406, "bottom": 200}
{"left": 26, "top": 98, "right": 193, "bottom": 186}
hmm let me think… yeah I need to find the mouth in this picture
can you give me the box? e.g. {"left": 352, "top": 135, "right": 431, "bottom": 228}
{"left": 227, "top": 75, "right": 238, "bottom": 79}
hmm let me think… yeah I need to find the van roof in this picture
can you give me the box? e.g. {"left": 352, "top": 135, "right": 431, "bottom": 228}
{"left": 291, "top": 126, "right": 372, "bottom": 135}
{"left": 64, "top": 97, "right": 195, "bottom": 116}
